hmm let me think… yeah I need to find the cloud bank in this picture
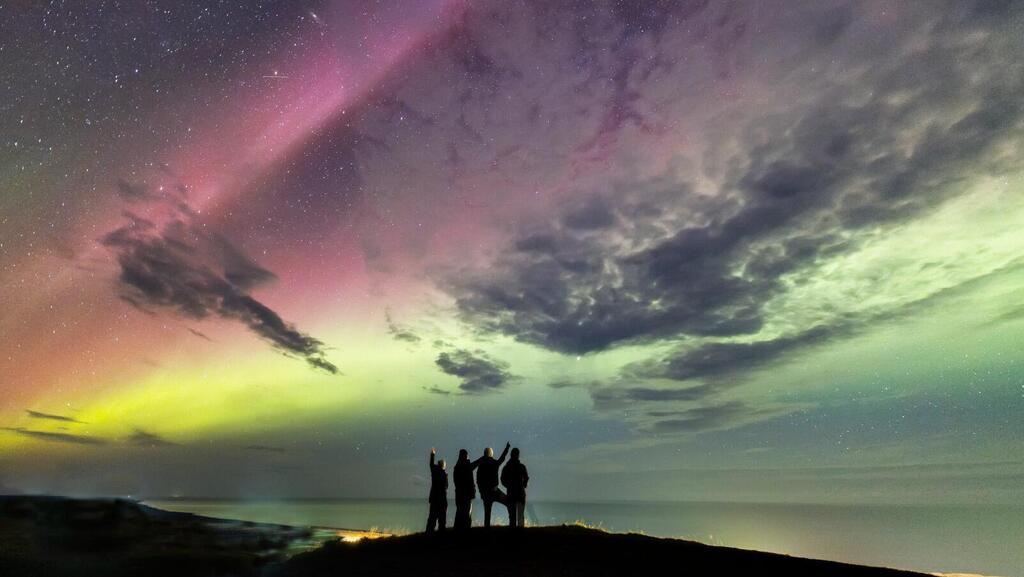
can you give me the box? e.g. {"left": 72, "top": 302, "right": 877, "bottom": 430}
{"left": 440, "top": 0, "right": 1024, "bottom": 432}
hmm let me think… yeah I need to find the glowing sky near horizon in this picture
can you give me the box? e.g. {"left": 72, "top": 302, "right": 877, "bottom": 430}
{"left": 1, "top": 0, "right": 1022, "bottom": 504}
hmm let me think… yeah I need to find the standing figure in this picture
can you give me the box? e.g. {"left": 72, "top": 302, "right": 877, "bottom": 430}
{"left": 475, "top": 441, "right": 510, "bottom": 527}
{"left": 426, "top": 447, "right": 448, "bottom": 532}
{"left": 453, "top": 448, "right": 481, "bottom": 530}
{"left": 501, "top": 447, "right": 529, "bottom": 528}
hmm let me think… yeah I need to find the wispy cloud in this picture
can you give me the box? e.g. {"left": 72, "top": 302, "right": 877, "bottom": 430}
{"left": 385, "top": 310, "right": 421, "bottom": 343}
{"left": 26, "top": 410, "right": 85, "bottom": 424}
{"left": 3, "top": 427, "right": 107, "bottom": 446}
{"left": 243, "top": 444, "right": 287, "bottom": 454}
{"left": 127, "top": 429, "right": 178, "bottom": 447}
{"left": 423, "top": 385, "right": 453, "bottom": 396}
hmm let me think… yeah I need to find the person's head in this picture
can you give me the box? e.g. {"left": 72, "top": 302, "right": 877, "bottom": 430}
{"left": 458, "top": 449, "right": 468, "bottom": 461}
{"left": 510, "top": 447, "right": 520, "bottom": 460}
{"left": 438, "top": 459, "right": 446, "bottom": 470}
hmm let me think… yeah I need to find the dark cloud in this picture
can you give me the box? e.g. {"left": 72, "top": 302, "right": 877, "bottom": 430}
{"left": 563, "top": 261, "right": 1024, "bottom": 435}
{"left": 188, "top": 327, "right": 214, "bottom": 341}
{"left": 644, "top": 401, "right": 785, "bottom": 434}
{"left": 653, "top": 326, "right": 841, "bottom": 383}
{"left": 101, "top": 172, "right": 338, "bottom": 374}
{"left": 3, "top": 427, "right": 107, "bottom": 446}
{"left": 648, "top": 260, "right": 1024, "bottom": 388}
{"left": 422, "top": 385, "right": 453, "bottom": 396}
{"left": 553, "top": 378, "right": 793, "bottom": 433}
{"left": 243, "top": 444, "right": 287, "bottom": 454}
{"left": 988, "top": 303, "right": 1024, "bottom": 326}
{"left": 562, "top": 197, "right": 617, "bottom": 231}
{"left": 127, "top": 429, "right": 178, "bottom": 448}
{"left": 443, "top": 3, "right": 1024, "bottom": 359}
{"left": 435, "top": 349, "right": 515, "bottom": 393}
{"left": 214, "top": 235, "right": 277, "bottom": 290}
{"left": 385, "top": 310, "right": 421, "bottom": 343}
{"left": 26, "top": 410, "right": 85, "bottom": 424}
{"left": 435, "top": 2, "right": 1024, "bottom": 436}
{"left": 116, "top": 178, "right": 151, "bottom": 201}
{"left": 590, "top": 384, "right": 717, "bottom": 411}
{"left": 547, "top": 380, "right": 584, "bottom": 390}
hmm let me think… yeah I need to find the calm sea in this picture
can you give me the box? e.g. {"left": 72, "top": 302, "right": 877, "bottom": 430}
{"left": 146, "top": 499, "right": 1023, "bottom": 576}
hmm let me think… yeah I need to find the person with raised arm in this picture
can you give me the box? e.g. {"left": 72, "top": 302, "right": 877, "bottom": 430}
{"left": 474, "top": 441, "right": 510, "bottom": 527}
{"left": 425, "top": 447, "right": 448, "bottom": 532}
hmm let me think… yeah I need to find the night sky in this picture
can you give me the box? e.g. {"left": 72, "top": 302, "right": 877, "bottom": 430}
{"left": 1, "top": 0, "right": 1022, "bottom": 504}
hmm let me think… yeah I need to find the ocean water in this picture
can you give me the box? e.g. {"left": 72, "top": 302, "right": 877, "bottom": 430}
{"left": 146, "top": 499, "right": 1023, "bottom": 576}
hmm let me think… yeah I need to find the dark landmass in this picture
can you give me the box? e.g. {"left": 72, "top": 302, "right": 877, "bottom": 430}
{"left": 0, "top": 496, "right": 932, "bottom": 577}
{"left": 0, "top": 495, "right": 314, "bottom": 577}
{"left": 274, "top": 524, "right": 932, "bottom": 577}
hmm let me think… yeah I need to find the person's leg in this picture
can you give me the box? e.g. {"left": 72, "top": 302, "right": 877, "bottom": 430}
{"left": 506, "top": 499, "right": 516, "bottom": 528}
{"left": 456, "top": 498, "right": 472, "bottom": 529}
{"left": 426, "top": 503, "right": 436, "bottom": 532}
{"left": 439, "top": 503, "right": 448, "bottom": 531}
{"left": 483, "top": 497, "right": 492, "bottom": 527}
{"left": 517, "top": 500, "right": 526, "bottom": 527}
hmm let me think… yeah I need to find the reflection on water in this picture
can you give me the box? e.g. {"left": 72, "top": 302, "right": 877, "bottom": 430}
{"left": 146, "top": 499, "right": 1023, "bottom": 576}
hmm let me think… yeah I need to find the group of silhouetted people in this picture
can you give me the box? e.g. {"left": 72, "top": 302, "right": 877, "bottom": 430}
{"left": 426, "top": 442, "right": 530, "bottom": 532}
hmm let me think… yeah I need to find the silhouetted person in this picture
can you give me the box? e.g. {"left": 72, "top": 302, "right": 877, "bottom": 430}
{"left": 425, "top": 447, "right": 448, "bottom": 532}
{"left": 453, "top": 448, "right": 481, "bottom": 530}
{"left": 501, "top": 447, "right": 529, "bottom": 528}
{"left": 475, "top": 441, "right": 510, "bottom": 527}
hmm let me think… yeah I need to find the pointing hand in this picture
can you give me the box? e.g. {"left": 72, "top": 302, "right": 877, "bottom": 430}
{"left": 431, "top": 447, "right": 436, "bottom": 455}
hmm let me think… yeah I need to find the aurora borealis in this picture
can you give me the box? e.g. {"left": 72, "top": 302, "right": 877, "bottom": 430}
{"left": 1, "top": 0, "right": 1022, "bottom": 504}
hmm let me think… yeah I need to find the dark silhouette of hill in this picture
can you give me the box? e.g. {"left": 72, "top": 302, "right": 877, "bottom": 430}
{"left": 0, "top": 496, "right": 933, "bottom": 577}
{"left": 273, "top": 524, "right": 930, "bottom": 577}
{"left": 0, "top": 495, "right": 311, "bottom": 577}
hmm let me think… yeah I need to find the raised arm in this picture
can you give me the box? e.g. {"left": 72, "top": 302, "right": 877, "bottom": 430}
{"left": 429, "top": 447, "right": 436, "bottom": 468}
{"left": 497, "top": 441, "right": 511, "bottom": 465}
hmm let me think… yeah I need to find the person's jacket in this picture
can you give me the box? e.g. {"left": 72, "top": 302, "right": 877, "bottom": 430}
{"left": 428, "top": 453, "right": 448, "bottom": 503}
{"left": 475, "top": 444, "right": 510, "bottom": 493}
{"left": 453, "top": 457, "right": 479, "bottom": 500}
{"left": 501, "top": 459, "right": 529, "bottom": 501}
